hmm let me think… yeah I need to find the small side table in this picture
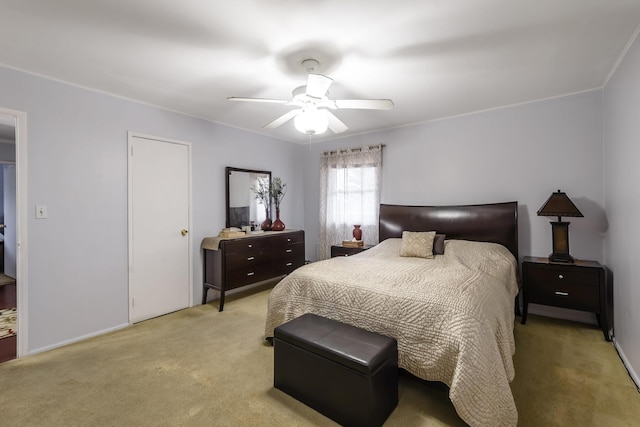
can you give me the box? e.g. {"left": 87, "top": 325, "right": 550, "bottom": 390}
{"left": 330, "top": 244, "right": 374, "bottom": 258}
{"left": 521, "top": 256, "right": 612, "bottom": 341}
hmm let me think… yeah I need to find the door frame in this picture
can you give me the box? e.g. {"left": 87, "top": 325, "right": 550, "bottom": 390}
{"left": 0, "top": 107, "right": 27, "bottom": 358}
{"left": 127, "top": 132, "right": 193, "bottom": 323}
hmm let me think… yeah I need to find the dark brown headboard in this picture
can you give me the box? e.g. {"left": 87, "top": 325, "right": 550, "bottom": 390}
{"left": 379, "top": 201, "right": 518, "bottom": 261}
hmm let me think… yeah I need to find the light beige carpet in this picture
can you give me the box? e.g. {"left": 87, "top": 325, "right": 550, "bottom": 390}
{"left": 0, "top": 283, "right": 638, "bottom": 426}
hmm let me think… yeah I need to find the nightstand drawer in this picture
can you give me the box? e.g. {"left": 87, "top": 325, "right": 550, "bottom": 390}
{"left": 529, "top": 280, "right": 599, "bottom": 312}
{"left": 330, "top": 245, "right": 372, "bottom": 257}
{"left": 527, "top": 266, "right": 599, "bottom": 289}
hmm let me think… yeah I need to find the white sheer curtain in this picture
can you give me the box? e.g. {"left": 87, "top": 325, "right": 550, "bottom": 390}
{"left": 319, "top": 145, "right": 382, "bottom": 260}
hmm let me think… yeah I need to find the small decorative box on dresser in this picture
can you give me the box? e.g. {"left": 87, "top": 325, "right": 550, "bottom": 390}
{"left": 202, "top": 230, "right": 305, "bottom": 311}
{"left": 521, "top": 256, "right": 612, "bottom": 341}
{"left": 330, "top": 244, "right": 374, "bottom": 258}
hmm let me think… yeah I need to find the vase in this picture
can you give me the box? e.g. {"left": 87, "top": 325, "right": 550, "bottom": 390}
{"left": 352, "top": 225, "right": 362, "bottom": 241}
{"left": 261, "top": 218, "right": 272, "bottom": 231}
{"left": 271, "top": 209, "right": 285, "bottom": 231}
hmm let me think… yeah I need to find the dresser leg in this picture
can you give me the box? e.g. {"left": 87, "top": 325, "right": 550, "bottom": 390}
{"left": 597, "top": 314, "right": 611, "bottom": 341}
{"left": 521, "top": 303, "right": 528, "bottom": 324}
{"left": 202, "top": 287, "right": 208, "bottom": 305}
{"left": 219, "top": 291, "right": 225, "bottom": 312}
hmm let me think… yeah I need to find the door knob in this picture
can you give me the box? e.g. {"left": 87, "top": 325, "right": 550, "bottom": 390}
{"left": 181, "top": 229, "right": 188, "bottom": 236}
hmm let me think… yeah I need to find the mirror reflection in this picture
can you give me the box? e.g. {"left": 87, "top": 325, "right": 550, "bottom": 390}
{"left": 226, "top": 167, "right": 271, "bottom": 229}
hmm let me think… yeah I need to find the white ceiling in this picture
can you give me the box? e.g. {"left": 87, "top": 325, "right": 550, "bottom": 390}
{"left": 1, "top": 0, "right": 639, "bottom": 143}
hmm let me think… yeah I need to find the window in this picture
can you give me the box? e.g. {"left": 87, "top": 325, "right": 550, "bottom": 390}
{"left": 250, "top": 173, "right": 269, "bottom": 224}
{"left": 319, "top": 145, "right": 382, "bottom": 259}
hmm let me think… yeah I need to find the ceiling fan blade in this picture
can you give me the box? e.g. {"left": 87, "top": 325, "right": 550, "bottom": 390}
{"left": 228, "top": 97, "right": 289, "bottom": 104}
{"left": 334, "top": 99, "right": 394, "bottom": 110}
{"left": 322, "top": 110, "right": 348, "bottom": 134}
{"left": 263, "top": 109, "right": 300, "bottom": 129}
{"left": 317, "top": 99, "right": 337, "bottom": 109}
{"left": 306, "top": 73, "right": 333, "bottom": 99}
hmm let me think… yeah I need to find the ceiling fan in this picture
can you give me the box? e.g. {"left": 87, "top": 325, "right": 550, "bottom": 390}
{"left": 228, "top": 59, "right": 394, "bottom": 135}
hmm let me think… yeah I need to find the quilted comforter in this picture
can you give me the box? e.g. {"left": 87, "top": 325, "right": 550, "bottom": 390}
{"left": 265, "top": 238, "right": 519, "bottom": 427}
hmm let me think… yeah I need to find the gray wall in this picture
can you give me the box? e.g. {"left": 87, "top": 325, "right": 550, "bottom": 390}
{"left": 0, "top": 65, "right": 306, "bottom": 353}
{"left": 603, "top": 32, "right": 640, "bottom": 385}
{"left": 304, "top": 90, "right": 605, "bottom": 267}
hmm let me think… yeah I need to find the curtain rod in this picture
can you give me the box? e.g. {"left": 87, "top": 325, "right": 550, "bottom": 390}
{"left": 322, "top": 144, "right": 385, "bottom": 156}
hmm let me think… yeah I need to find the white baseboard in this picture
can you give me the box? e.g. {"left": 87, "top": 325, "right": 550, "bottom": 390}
{"left": 615, "top": 341, "right": 640, "bottom": 390}
{"left": 27, "top": 322, "right": 130, "bottom": 356}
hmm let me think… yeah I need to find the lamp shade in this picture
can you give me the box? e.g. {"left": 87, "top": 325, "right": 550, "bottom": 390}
{"left": 537, "top": 190, "right": 583, "bottom": 218}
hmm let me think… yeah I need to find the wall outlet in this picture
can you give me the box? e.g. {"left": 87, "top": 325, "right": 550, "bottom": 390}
{"left": 36, "top": 205, "right": 48, "bottom": 219}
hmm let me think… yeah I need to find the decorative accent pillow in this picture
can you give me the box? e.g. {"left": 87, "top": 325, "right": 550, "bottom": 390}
{"left": 434, "top": 234, "right": 446, "bottom": 255}
{"left": 400, "top": 231, "right": 436, "bottom": 258}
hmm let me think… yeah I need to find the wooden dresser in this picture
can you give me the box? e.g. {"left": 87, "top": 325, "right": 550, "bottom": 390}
{"left": 202, "top": 230, "right": 305, "bottom": 311}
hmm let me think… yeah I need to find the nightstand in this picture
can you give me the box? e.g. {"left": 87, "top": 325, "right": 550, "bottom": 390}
{"left": 330, "top": 244, "right": 374, "bottom": 258}
{"left": 521, "top": 256, "right": 612, "bottom": 341}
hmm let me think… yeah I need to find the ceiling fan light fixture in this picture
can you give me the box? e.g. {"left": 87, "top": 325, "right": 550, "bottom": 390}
{"left": 294, "top": 105, "right": 328, "bottom": 135}
{"left": 229, "top": 58, "right": 393, "bottom": 136}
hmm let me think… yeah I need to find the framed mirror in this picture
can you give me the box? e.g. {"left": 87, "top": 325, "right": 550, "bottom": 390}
{"left": 225, "top": 167, "right": 272, "bottom": 229}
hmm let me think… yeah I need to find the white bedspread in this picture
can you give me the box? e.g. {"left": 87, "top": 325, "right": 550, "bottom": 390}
{"left": 265, "top": 238, "right": 519, "bottom": 427}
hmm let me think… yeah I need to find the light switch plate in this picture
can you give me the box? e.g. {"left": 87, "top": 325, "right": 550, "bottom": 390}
{"left": 36, "top": 205, "right": 48, "bottom": 219}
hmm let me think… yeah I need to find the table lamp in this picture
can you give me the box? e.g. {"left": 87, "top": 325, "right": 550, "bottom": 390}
{"left": 537, "top": 190, "right": 583, "bottom": 262}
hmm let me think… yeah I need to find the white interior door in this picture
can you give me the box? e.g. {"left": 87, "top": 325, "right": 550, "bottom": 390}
{"left": 129, "top": 134, "right": 191, "bottom": 323}
{"left": 3, "top": 164, "right": 16, "bottom": 279}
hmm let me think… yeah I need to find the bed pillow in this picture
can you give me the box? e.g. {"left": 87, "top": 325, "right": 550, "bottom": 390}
{"left": 400, "top": 231, "right": 436, "bottom": 258}
{"left": 434, "top": 234, "right": 446, "bottom": 255}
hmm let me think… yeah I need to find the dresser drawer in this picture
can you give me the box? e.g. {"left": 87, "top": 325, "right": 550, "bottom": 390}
{"left": 281, "top": 244, "right": 305, "bottom": 274}
{"left": 282, "top": 242, "right": 304, "bottom": 257}
{"left": 281, "top": 258, "right": 304, "bottom": 275}
{"left": 223, "top": 238, "right": 270, "bottom": 254}
{"left": 225, "top": 251, "right": 272, "bottom": 268}
{"left": 282, "top": 232, "right": 304, "bottom": 245}
{"left": 226, "top": 264, "right": 274, "bottom": 288}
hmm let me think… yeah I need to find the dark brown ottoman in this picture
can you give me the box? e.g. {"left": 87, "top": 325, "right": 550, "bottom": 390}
{"left": 274, "top": 313, "right": 398, "bottom": 427}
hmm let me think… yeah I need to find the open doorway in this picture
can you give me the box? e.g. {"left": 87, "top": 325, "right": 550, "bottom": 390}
{"left": 0, "top": 115, "right": 16, "bottom": 363}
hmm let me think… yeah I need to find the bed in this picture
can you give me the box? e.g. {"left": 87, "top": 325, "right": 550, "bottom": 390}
{"left": 265, "top": 201, "right": 520, "bottom": 427}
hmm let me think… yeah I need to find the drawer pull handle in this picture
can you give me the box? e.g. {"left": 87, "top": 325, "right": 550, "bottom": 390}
{"left": 286, "top": 262, "right": 293, "bottom": 266}
{"left": 287, "top": 238, "right": 291, "bottom": 242}
{"left": 285, "top": 249, "right": 292, "bottom": 253}
{"left": 558, "top": 274, "right": 564, "bottom": 279}
{"left": 247, "top": 272, "right": 255, "bottom": 276}
{"left": 247, "top": 256, "right": 255, "bottom": 261}
{"left": 555, "top": 291, "right": 569, "bottom": 296}
{"left": 248, "top": 244, "right": 253, "bottom": 248}
{"left": 344, "top": 254, "right": 349, "bottom": 257}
